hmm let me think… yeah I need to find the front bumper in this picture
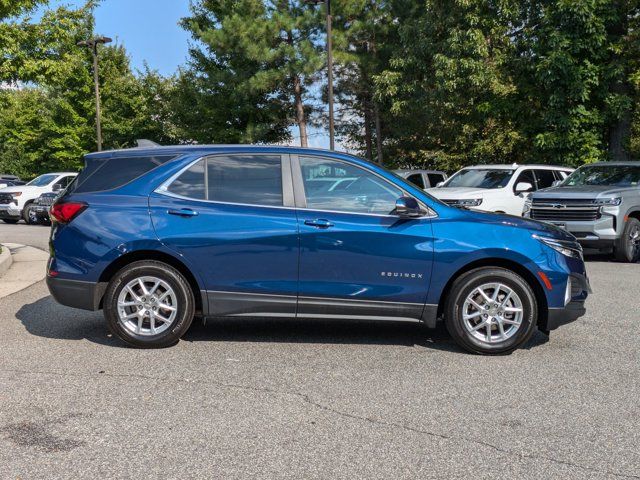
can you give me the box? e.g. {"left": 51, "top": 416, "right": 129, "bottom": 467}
{"left": 0, "top": 205, "right": 21, "bottom": 219}
{"left": 46, "top": 275, "right": 107, "bottom": 311}
{"left": 541, "top": 273, "right": 590, "bottom": 331}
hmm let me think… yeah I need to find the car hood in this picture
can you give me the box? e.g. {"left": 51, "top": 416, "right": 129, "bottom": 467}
{"left": 532, "top": 185, "right": 638, "bottom": 199}
{"left": 427, "top": 187, "right": 502, "bottom": 199}
{"left": 0, "top": 185, "right": 45, "bottom": 194}
{"left": 460, "top": 208, "right": 576, "bottom": 242}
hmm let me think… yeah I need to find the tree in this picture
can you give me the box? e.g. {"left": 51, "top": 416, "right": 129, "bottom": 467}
{"left": 0, "top": 2, "right": 181, "bottom": 177}
{"left": 375, "top": 1, "right": 523, "bottom": 170}
{"left": 180, "top": 0, "right": 324, "bottom": 146}
{"left": 330, "top": 0, "right": 396, "bottom": 163}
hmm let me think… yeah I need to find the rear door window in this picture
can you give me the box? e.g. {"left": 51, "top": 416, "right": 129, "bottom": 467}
{"left": 71, "top": 155, "right": 176, "bottom": 193}
{"left": 207, "top": 155, "right": 283, "bottom": 206}
{"left": 165, "top": 155, "right": 284, "bottom": 206}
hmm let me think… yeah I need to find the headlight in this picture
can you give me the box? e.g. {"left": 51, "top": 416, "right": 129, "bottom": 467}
{"left": 533, "top": 234, "right": 583, "bottom": 260}
{"left": 451, "top": 199, "right": 483, "bottom": 207}
{"left": 523, "top": 197, "right": 532, "bottom": 216}
{"left": 594, "top": 197, "right": 622, "bottom": 206}
{"left": 11, "top": 192, "right": 22, "bottom": 197}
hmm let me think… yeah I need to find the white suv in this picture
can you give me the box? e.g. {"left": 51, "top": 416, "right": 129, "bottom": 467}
{"left": 427, "top": 164, "right": 573, "bottom": 216}
{"left": 0, "top": 172, "right": 77, "bottom": 224}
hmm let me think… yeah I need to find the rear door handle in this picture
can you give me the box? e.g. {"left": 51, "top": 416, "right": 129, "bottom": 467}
{"left": 168, "top": 208, "right": 198, "bottom": 217}
{"left": 304, "top": 218, "right": 334, "bottom": 229}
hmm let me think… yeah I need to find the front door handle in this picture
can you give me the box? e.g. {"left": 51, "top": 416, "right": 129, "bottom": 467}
{"left": 304, "top": 218, "right": 334, "bottom": 229}
{"left": 168, "top": 208, "right": 199, "bottom": 217}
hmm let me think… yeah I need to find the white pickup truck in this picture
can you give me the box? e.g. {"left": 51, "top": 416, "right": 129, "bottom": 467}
{"left": 427, "top": 164, "right": 573, "bottom": 216}
{"left": 0, "top": 172, "right": 77, "bottom": 224}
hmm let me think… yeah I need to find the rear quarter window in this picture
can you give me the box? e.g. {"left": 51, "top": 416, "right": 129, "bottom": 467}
{"left": 70, "top": 155, "right": 177, "bottom": 193}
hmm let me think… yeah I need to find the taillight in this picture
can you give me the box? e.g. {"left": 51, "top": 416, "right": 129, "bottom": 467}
{"left": 50, "top": 201, "right": 87, "bottom": 224}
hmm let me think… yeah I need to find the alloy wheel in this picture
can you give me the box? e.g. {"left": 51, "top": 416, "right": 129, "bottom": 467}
{"left": 462, "top": 283, "right": 524, "bottom": 344}
{"left": 117, "top": 276, "right": 178, "bottom": 336}
{"left": 627, "top": 224, "right": 640, "bottom": 260}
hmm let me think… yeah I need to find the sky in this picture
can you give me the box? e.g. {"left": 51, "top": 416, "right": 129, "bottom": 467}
{"left": 41, "top": 0, "right": 338, "bottom": 150}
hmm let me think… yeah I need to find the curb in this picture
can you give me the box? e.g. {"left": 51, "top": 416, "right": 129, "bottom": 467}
{"left": 0, "top": 245, "right": 13, "bottom": 278}
{"left": 0, "top": 243, "right": 49, "bottom": 300}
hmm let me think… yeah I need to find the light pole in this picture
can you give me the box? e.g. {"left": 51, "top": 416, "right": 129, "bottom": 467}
{"left": 306, "top": 0, "right": 335, "bottom": 150}
{"left": 77, "top": 36, "right": 112, "bottom": 151}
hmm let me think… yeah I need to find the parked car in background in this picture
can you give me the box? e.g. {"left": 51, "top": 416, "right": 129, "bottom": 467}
{"left": 524, "top": 161, "right": 640, "bottom": 262}
{"left": 428, "top": 164, "right": 573, "bottom": 216}
{"left": 394, "top": 169, "right": 448, "bottom": 190}
{"left": 0, "top": 172, "right": 77, "bottom": 224}
{"left": 46, "top": 145, "right": 589, "bottom": 354}
{"left": 27, "top": 192, "right": 59, "bottom": 225}
{"left": 0, "top": 175, "right": 24, "bottom": 189}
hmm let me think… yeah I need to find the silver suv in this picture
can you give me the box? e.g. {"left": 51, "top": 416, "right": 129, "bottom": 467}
{"left": 524, "top": 162, "right": 640, "bottom": 262}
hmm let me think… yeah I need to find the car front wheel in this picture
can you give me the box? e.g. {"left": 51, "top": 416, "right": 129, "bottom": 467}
{"left": 614, "top": 218, "right": 640, "bottom": 263}
{"left": 445, "top": 267, "right": 537, "bottom": 354}
{"left": 103, "top": 260, "right": 195, "bottom": 348}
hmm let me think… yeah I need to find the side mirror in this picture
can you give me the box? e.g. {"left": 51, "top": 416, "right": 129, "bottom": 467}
{"left": 551, "top": 180, "right": 562, "bottom": 187}
{"left": 52, "top": 183, "right": 63, "bottom": 192}
{"left": 436, "top": 181, "right": 444, "bottom": 188}
{"left": 515, "top": 182, "right": 533, "bottom": 195}
{"left": 395, "top": 196, "right": 424, "bottom": 218}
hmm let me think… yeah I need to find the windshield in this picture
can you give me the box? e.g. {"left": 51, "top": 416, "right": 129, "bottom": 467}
{"left": 563, "top": 165, "right": 640, "bottom": 187}
{"left": 27, "top": 174, "right": 58, "bottom": 187}
{"left": 444, "top": 169, "right": 515, "bottom": 189}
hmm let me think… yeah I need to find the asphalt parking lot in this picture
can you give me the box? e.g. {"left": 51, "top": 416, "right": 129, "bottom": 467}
{"left": 0, "top": 223, "right": 638, "bottom": 479}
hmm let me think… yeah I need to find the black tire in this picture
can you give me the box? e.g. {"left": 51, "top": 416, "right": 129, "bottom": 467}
{"left": 614, "top": 218, "right": 640, "bottom": 263}
{"left": 103, "top": 260, "right": 195, "bottom": 348}
{"left": 2, "top": 219, "right": 19, "bottom": 224}
{"left": 24, "top": 205, "right": 38, "bottom": 225}
{"left": 444, "top": 267, "right": 538, "bottom": 355}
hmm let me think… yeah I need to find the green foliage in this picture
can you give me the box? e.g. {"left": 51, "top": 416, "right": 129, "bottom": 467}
{"left": 1, "top": 0, "right": 639, "bottom": 178}
{"left": 0, "top": 3, "right": 181, "bottom": 177}
{"left": 179, "top": 0, "right": 325, "bottom": 145}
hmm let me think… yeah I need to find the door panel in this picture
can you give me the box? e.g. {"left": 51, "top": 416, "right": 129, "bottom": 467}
{"left": 294, "top": 155, "right": 433, "bottom": 320}
{"left": 149, "top": 154, "right": 299, "bottom": 317}
{"left": 150, "top": 194, "right": 299, "bottom": 316}
{"left": 297, "top": 211, "right": 433, "bottom": 319}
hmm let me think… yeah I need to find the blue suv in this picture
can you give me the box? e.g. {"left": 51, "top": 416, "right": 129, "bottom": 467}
{"left": 47, "top": 146, "right": 590, "bottom": 354}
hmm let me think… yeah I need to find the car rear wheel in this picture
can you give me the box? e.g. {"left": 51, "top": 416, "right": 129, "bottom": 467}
{"left": 104, "top": 260, "right": 195, "bottom": 348}
{"left": 445, "top": 267, "right": 537, "bottom": 354}
{"left": 614, "top": 218, "right": 640, "bottom": 263}
{"left": 2, "top": 219, "right": 19, "bottom": 224}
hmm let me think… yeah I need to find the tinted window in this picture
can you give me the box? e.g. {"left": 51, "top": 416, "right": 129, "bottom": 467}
{"left": 207, "top": 155, "right": 282, "bottom": 206}
{"left": 534, "top": 170, "right": 556, "bottom": 189}
{"left": 445, "top": 169, "right": 514, "bottom": 188}
{"left": 71, "top": 155, "right": 175, "bottom": 193}
{"left": 167, "top": 159, "right": 206, "bottom": 199}
{"left": 59, "top": 175, "right": 76, "bottom": 188}
{"left": 514, "top": 170, "right": 535, "bottom": 190}
{"left": 407, "top": 173, "right": 425, "bottom": 189}
{"left": 427, "top": 173, "right": 445, "bottom": 187}
{"left": 300, "top": 156, "right": 402, "bottom": 215}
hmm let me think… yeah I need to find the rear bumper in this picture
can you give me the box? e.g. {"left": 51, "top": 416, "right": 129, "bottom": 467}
{"left": 46, "top": 276, "right": 106, "bottom": 311}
